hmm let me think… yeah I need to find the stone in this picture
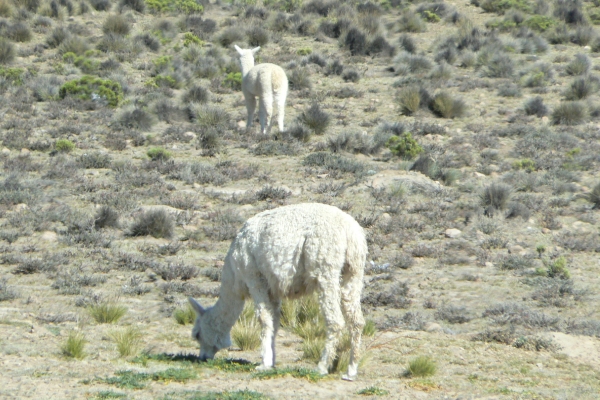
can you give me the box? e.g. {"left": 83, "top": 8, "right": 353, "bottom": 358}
{"left": 20, "top": 148, "right": 30, "bottom": 155}
{"left": 14, "top": 203, "right": 28, "bottom": 212}
{"left": 424, "top": 322, "right": 444, "bottom": 333}
{"left": 183, "top": 131, "right": 197, "bottom": 140}
{"left": 445, "top": 228, "right": 461, "bottom": 239}
{"left": 40, "top": 231, "right": 58, "bottom": 242}
{"left": 1, "top": 148, "right": 10, "bottom": 154}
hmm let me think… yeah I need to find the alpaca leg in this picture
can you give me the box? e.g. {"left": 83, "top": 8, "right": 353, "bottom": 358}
{"left": 275, "top": 92, "right": 286, "bottom": 132}
{"left": 244, "top": 92, "right": 257, "bottom": 130}
{"left": 340, "top": 269, "right": 365, "bottom": 381}
{"left": 250, "top": 287, "right": 276, "bottom": 370}
{"left": 259, "top": 95, "right": 273, "bottom": 134}
{"left": 271, "top": 299, "right": 281, "bottom": 367}
{"left": 316, "top": 277, "right": 344, "bottom": 375}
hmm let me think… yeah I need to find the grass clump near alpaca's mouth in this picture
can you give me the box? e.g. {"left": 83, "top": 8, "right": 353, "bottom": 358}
{"left": 231, "top": 303, "right": 261, "bottom": 351}
{"left": 100, "top": 368, "right": 196, "bottom": 389}
{"left": 109, "top": 326, "right": 144, "bottom": 357}
{"left": 252, "top": 366, "right": 324, "bottom": 382}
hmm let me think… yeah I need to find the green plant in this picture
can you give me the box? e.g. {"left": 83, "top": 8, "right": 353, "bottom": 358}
{"left": 512, "top": 158, "right": 535, "bottom": 172}
{"left": 423, "top": 10, "right": 440, "bottom": 22}
{"left": 252, "top": 367, "right": 324, "bottom": 382}
{"left": 231, "top": 303, "right": 261, "bottom": 351}
{"left": 406, "top": 356, "right": 437, "bottom": 377}
{"left": 103, "top": 14, "right": 131, "bottom": 36}
{"left": 55, "top": 139, "right": 75, "bottom": 153}
{"left": 386, "top": 132, "right": 424, "bottom": 159}
{"left": 429, "top": 92, "right": 465, "bottom": 118}
{"left": 524, "top": 15, "right": 556, "bottom": 32}
{"left": 174, "top": 304, "right": 196, "bottom": 325}
{"left": 297, "top": 47, "right": 312, "bottom": 55}
{"left": 480, "top": 0, "right": 532, "bottom": 14}
{"left": 298, "top": 103, "right": 330, "bottom": 135}
{"left": 146, "top": 0, "right": 203, "bottom": 14}
{"left": 358, "top": 386, "right": 389, "bottom": 396}
{"left": 147, "top": 147, "right": 172, "bottom": 161}
{"left": 92, "top": 391, "right": 127, "bottom": 399}
{"left": 552, "top": 101, "right": 587, "bottom": 125}
{"left": 89, "top": 302, "right": 127, "bottom": 324}
{"left": 0, "top": 38, "right": 15, "bottom": 64}
{"left": 547, "top": 256, "right": 571, "bottom": 279}
{"left": 363, "top": 320, "right": 377, "bottom": 337}
{"left": 223, "top": 72, "right": 242, "bottom": 90}
{"left": 0, "top": 67, "right": 26, "bottom": 85}
{"left": 59, "top": 76, "right": 123, "bottom": 107}
{"left": 396, "top": 86, "right": 421, "bottom": 115}
{"left": 109, "top": 326, "right": 144, "bottom": 357}
{"left": 61, "top": 330, "right": 86, "bottom": 359}
{"left": 183, "top": 32, "right": 203, "bottom": 47}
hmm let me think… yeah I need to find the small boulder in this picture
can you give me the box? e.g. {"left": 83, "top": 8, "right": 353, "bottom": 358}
{"left": 40, "top": 231, "right": 58, "bottom": 242}
{"left": 425, "top": 322, "right": 444, "bottom": 333}
{"left": 445, "top": 228, "right": 461, "bottom": 239}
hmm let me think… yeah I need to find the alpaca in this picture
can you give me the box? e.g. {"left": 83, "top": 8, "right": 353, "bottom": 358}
{"left": 188, "top": 203, "right": 367, "bottom": 381}
{"left": 234, "top": 45, "right": 288, "bottom": 135}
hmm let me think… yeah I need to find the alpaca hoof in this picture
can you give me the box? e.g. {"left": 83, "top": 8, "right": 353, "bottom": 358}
{"left": 255, "top": 364, "right": 273, "bottom": 371}
{"left": 342, "top": 374, "right": 356, "bottom": 381}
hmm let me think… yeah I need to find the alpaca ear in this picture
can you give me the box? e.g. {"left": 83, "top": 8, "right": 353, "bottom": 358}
{"left": 188, "top": 297, "right": 205, "bottom": 316}
{"left": 251, "top": 46, "right": 260, "bottom": 55}
{"left": 234, "top": 45, "right": 243, "bottom": 55}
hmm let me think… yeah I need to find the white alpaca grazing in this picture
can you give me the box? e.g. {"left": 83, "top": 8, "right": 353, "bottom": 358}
{"left": 188, "top": 203, "right": 367, "bottom": 381}
{"left": 234, "top": 45, "right": 288, "bottom": 134}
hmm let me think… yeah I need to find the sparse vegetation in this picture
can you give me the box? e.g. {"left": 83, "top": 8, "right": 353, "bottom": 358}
{"left": 89, "top": 302, "right": 127, "bottom": 324}
{"left": 61, "top": 330, "right": 86, "bottom": 359}
{"left": 109, "top": 326, "right": 144, "bottom": 357}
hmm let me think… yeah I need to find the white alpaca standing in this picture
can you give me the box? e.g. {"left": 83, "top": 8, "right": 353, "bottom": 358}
{"left": 188, "top": 203, "right": 367, "bottom": 381}
{"left": 234, "top": 45, "right": 288, "bottom": 134}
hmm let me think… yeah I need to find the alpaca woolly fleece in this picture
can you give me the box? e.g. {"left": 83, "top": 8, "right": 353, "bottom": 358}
{"left": 235, "top": 45, "right": 288, "bottom": 134}
{"left": 189, "top": 203, "right": 367, "bottom": 380}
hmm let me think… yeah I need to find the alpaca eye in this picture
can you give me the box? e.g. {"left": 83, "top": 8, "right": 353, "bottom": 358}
{"left": 195, "top": 331, "right": 200, "bottom": 340}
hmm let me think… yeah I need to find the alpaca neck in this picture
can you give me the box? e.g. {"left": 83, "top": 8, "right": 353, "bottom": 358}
{"left": 210, "top": 269, "right": 245, "bottom": 332}
{"left": 239, "top": 57, "right": 255, "bottom": 78}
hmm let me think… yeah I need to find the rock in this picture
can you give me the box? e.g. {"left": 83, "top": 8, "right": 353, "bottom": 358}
{"left": 485, "top": 262, "right": 494, "bottom": 268}
{"left": 1, "top": 148, "right": 10, "bottom": 154}
{"left": 237, "top": 120, "right": 246, "bottom": 128}
{"left": 542, "top": 228, "right": 551, "bottom": 234}
{"left": 445, "top": 228, "right": 462, "bottom": 239}
{"left": 474, "top": 172, "right": 486, "bottom": 178}
{"left": 541, "top": 116, "right": 549, "bottom": 124}
{"left": 40, "top": 231, "right": 58, "bottom": 242}
{"left": 509, "top": 245, "right": 524, "bottom": 254}
{"left": 424, "top": 322, "right": 444, "bottom": 333}
{"left": 183, "top": 131, "right": 197, "bottom": 140}
{"left": 14, "top": 203, "right": 28, "bottom": 212}
{"left": 20, "top": 148, "right": 30, "bottom": 155}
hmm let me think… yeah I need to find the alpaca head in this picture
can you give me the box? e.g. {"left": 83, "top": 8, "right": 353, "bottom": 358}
{"left": 234, "top": 45, "right": 260, "bottom": 75}
{"left": 188, "top": 297, "right": 232, "bottom": 361}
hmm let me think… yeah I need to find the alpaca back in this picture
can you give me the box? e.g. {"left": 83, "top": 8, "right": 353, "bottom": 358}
{"left": 243, "top": 63, "right": 288, "bottom": 98}
{"left": 224, "top": 203, "right": 366, "bottom": 299}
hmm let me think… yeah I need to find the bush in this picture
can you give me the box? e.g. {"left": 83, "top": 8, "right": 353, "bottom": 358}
{"left": 406, "top": 356, "right": 437, "bottom": 377}
{"left": 566, "top": 54, "right": 590, "bottom": 76}
{"left": 344, "top": 27, "right": 367, "bottom": 56}
{"left": 217, "top": 26, "right": 244, "bottom": 47}
{"left": 183, "top": 85, "right": 208, "bottom": 103}
{"left": 174, "top": 304, "right": 195, "bottom": 325}
{"left": 298, "top": 103, "right": 330, "bottom": 135}
{"left": 246, "top": 26, "right": 269, "bottom": 47}
{"left": 61, "top": 331, "right": 86, "bottom": 359}
{"left": 571, "top": 26, "right": 595, "bottom": 46}
{"left": 482, "top": 53, "right": 514, "bottom": 78}
{"left": 480, "top": 182, "right": 512, "bottom": 211}
{"left": 546, "top": 256, "right": 571, "bottom": 279}
{"left": 46, "top": 26, "right": 71, "bottom": 48}
{"left": 525, "top": 15, "right": 556, "bottom": 32}
{"left": 59, "top": 36, "right": 90, "bottom": 55}
{"left": 60, "top": 76, "right": 123, "bottom": 107}
{"left": 55, "top": 139, "right": 75, "bottom": 153}
{"left": 118, "top": 108, "right": 155, "bottom": 129}
{"left": 0, "top": 38, "right": 15, "bottom": 64}
{"left": 135, "top": 33, "right": 160, "bottom": 51}
{"left": 94, "top": 205, "right": 119, "bottom": 229}
{"left": 119, "top": 0, "right": 145, "bottom": 13}
{"left": 288, "top": 124, "right": 311, "bottom": 142}
{"left": 7, "top": 22, "right": 32, "bottom": 42}
{"left": 89, "top": 302, "right": 127, "bottom": 324}
{"left": 429, "top": 92, "right": 466, "bottom": 118}
{"left": 584, "top": 182, "right": 600, "bottom": 209}
{"left": 497, "top": 82, "right": 521, "bottom": 97}
{"left": 398, "top": 34, "right": 416, "bottom": 53}
{"left": 130, "top": 209, "right": 174, "bottom": 239}
{"left": 398, "top": 10, "right": 426, "bottom": 32}
{"left": 552, "top": 101, "right": 587, "bottom": 125}
{"left": 565, "top": 76, "right": 597, "bottom": 100}
{"left": 89, "top": 0, "right": 111, "bottom": 11}
{"left": 103, "top": 14, "right": 130, "bottom": 36}
{"left": 146, "top": 0, "right": 203, "bottom": 14}
{"left": 524, "top": 96, "right": 548, "bottom": 117}
{"left": 386, "top": 132, "right": 423, "bottom": 159}
{"left": 147, "top": 147, "right": 172, "bottom": 161}
{"left": 0, "top": 278, "right": 19, "bottom": 302}
{"left": 288, "top": 67, "right": 312, "bottom": 91}
{"left": 396, "top": 86, "right": 422, "bottom": 115}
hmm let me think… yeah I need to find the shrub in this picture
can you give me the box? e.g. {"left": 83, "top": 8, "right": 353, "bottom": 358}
{"left": 146, "top": 0, "right": 203, "bottom": 14}
{"left": 584, "top": 182, "right": 600, "bottom": 209}
{"left": 103, "top": 14, "right": 130, "bottom": 36}
{"left": 118, "top": 108, "right": 155, "bottom": 129}
{"left": 398, "top": 10, "right": 426, "bottom": 32}
{"left": 546, "top": 256, "right": 571, "bottom": 279}
{"left": 135, "top": 33, "right": 160, "bottom": 51}
{"left": 571, "top": 26, "right": 595, "bottom": 46}
{"left": 130, "top": 209, "right": 174, "bottom": 238}
{"left": 398, "top": 34, "right": 416, "bottom": 53}
{"left": 55, "top": 139, "right": 75, "bottom": 153}
{"left": 58, "top": 36, "right": 90, "bottom": 55}
{"left": 95, "top": 205, "right": 119, "bottom": 229}
{"left": 406, "top": 356, "right": 437, "bottom": 377}
{"left": 288, "top": 123, "right": 311, "bottom": 142}
{"left": 119, "top": 0, "right": 145, "bottom": 13}
{"left": 524, "top": 96, "right": 548, "bottom": 117}
{"left": 525, "top": 15, "right": 556, "bottom": 32}
{"left": 497, "top": 83, "right": 521, "bottom": 97}
{"left": 61, "top": 330, "right": 86, "bottom": 359}
{"left": 46, "top": 26, "right": 71, "bottom": 48}
{"left": 566, "top": 54, "right": 590, "bottom": 76}
{"left": 89, "top": 0, "right": 111, "bottom": 11}
{"left": 357, "top": 386, "right": 389, "bottom": 396}
{"left": 480, "top": 182, "right": 512, "bottom": 211}
{"left": 89, "top": 302, "right": 127, "bottom": 324}
{"left": 246, "top": 26, "right": 269, "bottom": 47}
{"left": 345, "top": 27, "right": 367, "bottom": 55}
{"left": 396, "top": 86, "right": 421, "bottom": 115}
{"left": 288, "top": 67, "right": 312, "bottom": 91}
{"left": 429, "top": 92, "right": 466, "bottom": 118}
{"left": 60, "top": 76, "right": 123, "bottom": 107}
{"left": 7, "top": 22, "right": 32, "bottom": 42}
{"left": 217, "top": 26, "right": 244, "bottom": 47}
{"left": 521, "top": 62, "right": 553, "bottom": 87}
{"left": 298, "top": 103, "right": 330, "bottom": 135}
{"left": 146, "top": 147, "right": 172, "bottom": 161}
{"left": 482, "top": 53, "right": 514, "bottom": 78}
{"left": 183, "top": 85, "right": 208, "bottom": 103}
{"left": 342, "top": 69, "right": 360, "bottom": 82}
{"left": 223, "top": 72, "right": 242, "bottom": 90}
{"left": 109, "top": 327, "right": 143, "bottom": 357}
{"left": 0, "top": 278, "right": 19, "bottom": 302}
{"left": 0, "top": 38, "right": 15, "bottom": 64}
{"left": 552, "top": 101, "right": 587, "bottom": 125}
{"left": 565, "top": 76, "right": 597, "bottom": 100}
{"left": 386, "top": 132, "right": 423, "bottom": 159}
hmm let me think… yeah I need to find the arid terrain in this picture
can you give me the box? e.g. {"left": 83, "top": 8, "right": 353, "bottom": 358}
{"left": 1, "top": 0, "right": 600, "bottom": 398}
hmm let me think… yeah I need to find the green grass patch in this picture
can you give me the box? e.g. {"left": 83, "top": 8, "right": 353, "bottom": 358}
{"left": 252, "top": 367, "right": 324, "bottom": 382}
{"left": 109, "top": 326, "right": 144, "bottom": 357}
{"left": 357, "top": 386, "right": 389, "bottom": 396}
{"left": 174, "top": 304, "right": 196, "bottom": 325}
{"left": 406, "top": 356, "right": 437, "bottom": 378}
{"left": 88, "top": 302, "right": 127, "bottom": 324}
{"left": 91, "top": 390, "right": 128, "bottom": 399}
{"left": 61, "top": 330, "right": 86, "bottom": 359}
{"left": 162, "top": 390, "right": 267, "bottom": 400}
{"left": 101, "top": 368, "right": 196, "bottom": 389}
{"left": 132, "top": 352, "right": 257, "bottom": 372}
{"left": 55, "top": 139, "right": 75, "bottom": 153}
{"left": 146, "top": 0, "right": 203, "bottom": 14}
